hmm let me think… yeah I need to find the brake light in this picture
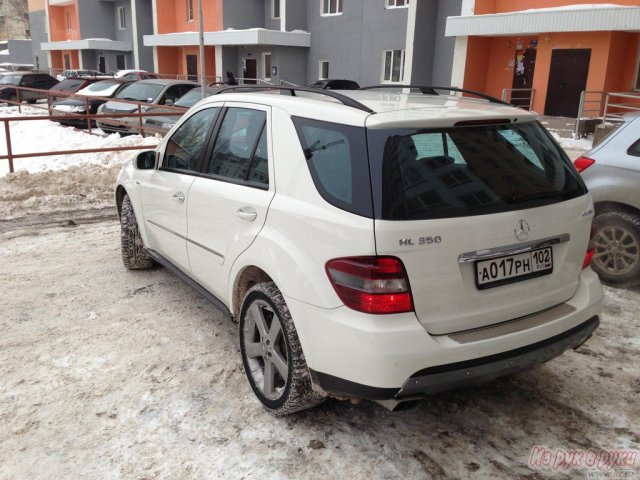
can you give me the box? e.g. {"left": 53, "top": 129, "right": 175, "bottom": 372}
{"left": 574, "top": 156, "right": 595, "bottom": 173}
{"left": 325, "top": 256, "right": 413, "bottom": 314}
{"left": 583, "top": 222, "right": 596, "bottom": 269}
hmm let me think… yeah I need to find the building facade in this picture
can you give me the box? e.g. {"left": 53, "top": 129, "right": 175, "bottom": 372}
{"left": 1, "top": 0, "right": 30, "bottom": 41}
{"left": 144, "top": 0, "right": 462, "bottom": 86}
{"left": 32, "top": 0, "right": 154, "bottom": 74}
{"left": 447, "top": 0, "right": 640, "bottom": 117}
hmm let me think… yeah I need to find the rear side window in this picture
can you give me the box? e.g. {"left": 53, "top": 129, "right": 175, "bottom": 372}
{"left": 368, "top": 122, "right": 587, "bottom": 220}
{"left": 293, "top": 117, "right": 372, "bottom": 217}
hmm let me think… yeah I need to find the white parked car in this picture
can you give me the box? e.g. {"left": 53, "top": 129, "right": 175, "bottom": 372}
{"left": 115, "top": 86, "right": 603, "bottom": 414}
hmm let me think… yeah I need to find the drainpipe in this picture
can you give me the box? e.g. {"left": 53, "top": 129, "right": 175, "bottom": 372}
{"left": 130, "top": 0, "right": 140, "bottom": 69}
{"left": 198, "top": 0, "right": 205, "bottom": 97}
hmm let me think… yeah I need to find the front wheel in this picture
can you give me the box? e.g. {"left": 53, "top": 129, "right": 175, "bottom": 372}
{"left": 239, "top": 282, "right": 325, "bottom": 415}
{"left": 591, "top": 211, "right": 640, "bottom": 288}
{"left": 120, "top": 194, "right": 154, "bottom": 270}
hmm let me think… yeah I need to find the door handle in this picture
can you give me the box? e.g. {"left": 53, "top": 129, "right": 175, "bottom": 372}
{"left": 172, "top": 192, "right": 185, "bottom": 204}
{"left": 236, "top": 207, "right": 257, "bottom": 221}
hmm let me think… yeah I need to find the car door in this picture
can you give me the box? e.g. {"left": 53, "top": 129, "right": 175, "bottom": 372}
{"left": 20, "top": 75, "right": 35, "bottom": 101}
{"left": 187, "top": 103, "right": 275, "bottom": 301}
{"left": 138, "top": 106, "right": 220, "bottom": 272}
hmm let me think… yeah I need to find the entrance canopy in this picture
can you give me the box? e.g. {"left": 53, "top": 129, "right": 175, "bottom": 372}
{"left": 144, "top": 28, "right": 310, "bottom": 48}
{"left": 446, "top": 4, "right": 640, "bottom": 37}
{"left": 41, "top": 38, "right": 132, "bottom": 52}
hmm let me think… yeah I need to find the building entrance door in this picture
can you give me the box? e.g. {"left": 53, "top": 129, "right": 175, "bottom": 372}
{"left": 99, "top": 56, "right": 106, "bottom": 73}
{"left": 186, "top": 54, "right": 197, "bottom": 81}
{"left": 511, "top": 47, "right": 536, "bottom": 109}
{"left": 544, "top": 49, "right": 591, "bottom": 117}
{"left": 243, "top": 58, "right": 257, "bottom": 84}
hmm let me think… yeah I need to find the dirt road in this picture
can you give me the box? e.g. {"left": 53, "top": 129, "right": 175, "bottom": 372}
{"left": 1, "top": 221, "right": 638, "bottom": 479}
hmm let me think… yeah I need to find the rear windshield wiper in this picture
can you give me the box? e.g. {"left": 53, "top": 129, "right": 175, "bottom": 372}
{"left": 303, "top": 139, "right": 345, "bottom": 160}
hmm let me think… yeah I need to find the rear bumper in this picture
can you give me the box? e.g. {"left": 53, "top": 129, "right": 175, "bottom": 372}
{"left": 310, "top": 315, "right": 598, "bottom": 400}
{"left": 287, "top": 267, "right": 603, "bottom": 400}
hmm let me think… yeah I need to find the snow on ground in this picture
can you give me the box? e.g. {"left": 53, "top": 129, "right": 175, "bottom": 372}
{"left": 549, "top": 131, "right": 594, "bottom": 153}
{"left": 0, "top": 222, "right": 638, "bottom": 479}
{"left": 0, "top": 108, "right": 637, "bottom": 479}
{"left": 0, "top": 107, "right": 160, "bottom": 219}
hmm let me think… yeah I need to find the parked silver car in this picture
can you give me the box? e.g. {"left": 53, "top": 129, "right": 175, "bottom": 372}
{"left": 576, "top": 113, "right": 640, "bottom": 288}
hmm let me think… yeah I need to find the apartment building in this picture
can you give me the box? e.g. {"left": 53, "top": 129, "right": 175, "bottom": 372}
{"left": 144, "top": 0, "right": 462, "bottom": 86}
{"left": 1, "top": 0, "right": 30, "bottom": 41}
{"left": 447, "top": 0, "right": 640, "bottom": 117}
{"left": 33, "top": 0, "right": 154, "bottom": 74}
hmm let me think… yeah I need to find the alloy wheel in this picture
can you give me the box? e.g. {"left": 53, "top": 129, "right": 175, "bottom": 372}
{"left": 593, "top": 225, "right": 640, "bottom": 276}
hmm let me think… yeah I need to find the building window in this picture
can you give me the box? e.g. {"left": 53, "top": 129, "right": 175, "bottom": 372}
{"left": 382, "top": 49, "right": 405, "bottom": 83}
{"left": 272, "top": 0, "right": 280, "bottom": 19}
{"left": 187, "top": 0, "right": 193, "bottom": 22}
{"left": 66, "top": 11, "right": 72, "bottom": 30}
{"left": 321, "top": 0, "right": 343, "bottom": 15}
{"left": 386, "top": 0, "right": 409, "bottom": 7}
{"left": 319, "top": 60, "right": 329, "bottom": 80}
{"left": 116, "top": 55, "right": 126, "bottom": 70}
{"left": 263, "top": 53, "right": 272, "bottom": 80}
{"left": 117, "top": 7, "right": 126, "bottom": 30}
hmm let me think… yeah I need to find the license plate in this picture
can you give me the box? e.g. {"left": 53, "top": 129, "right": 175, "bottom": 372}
{"left": 475, "top": 247, "right": 553, "bottom": 290}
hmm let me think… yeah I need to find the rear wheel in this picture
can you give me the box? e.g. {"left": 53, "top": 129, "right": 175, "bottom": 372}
{"left": 120, "top": 194, "right": 154, "bottom": 270}
{"left": 239, "top": 282, "right": 325, "bottom": 415}
{"left": 591, "top": 211, "right": 640, "bottom": 288}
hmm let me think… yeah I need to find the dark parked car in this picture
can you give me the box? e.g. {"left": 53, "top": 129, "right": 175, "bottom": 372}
{"left": 97, "top": 79, "right": 198, "bottom": 134}
{"left": 307, "top": 79, "right": 360, "bottom": 90}
{"left": 48, "top": 77, "right": 104, "bottom": 102}
{"left": 51, "top": 79, "right": 133, "bottom": 127}
{"left": 142, "top": 86, "right": 221, "bottom": 136}
{"left": 0, "top": 72, "right": 59, "bottom": 104}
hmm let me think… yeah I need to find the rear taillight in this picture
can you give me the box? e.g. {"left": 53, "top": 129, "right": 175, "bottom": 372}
{"left": 583, "top": 222, "right": 596, "bottom": 269}
{"left": 574, "top": 156, "right": 595, "bottom": 173}
{"left": 325, "top": 256, "right": 413, "bottom": 314}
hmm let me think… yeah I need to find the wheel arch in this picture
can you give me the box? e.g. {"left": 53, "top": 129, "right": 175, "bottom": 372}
{"left": 231, "top": 265, "right": 274, "bottom": 321}
{"left": 115, "top": 184, "right": 128, "bottom": 218}
{"left": 594, "top": 201, "right": 640, "bottom": 218}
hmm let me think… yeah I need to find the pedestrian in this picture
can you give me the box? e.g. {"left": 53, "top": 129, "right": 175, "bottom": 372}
{"left": 226, "top": 71, "right": 237, "bottom": 85}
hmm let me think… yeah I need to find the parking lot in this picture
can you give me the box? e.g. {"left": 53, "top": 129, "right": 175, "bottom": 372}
{"left": 1, "top": 221, "right": 638, "bottom": 479}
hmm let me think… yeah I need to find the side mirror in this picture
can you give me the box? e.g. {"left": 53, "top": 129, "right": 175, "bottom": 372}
{"left": 135, "top": 150, "right": 156, "bottom": 170}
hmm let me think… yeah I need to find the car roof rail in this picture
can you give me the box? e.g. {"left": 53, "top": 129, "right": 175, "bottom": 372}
{"left": 214, "top": 85, "right": 375, "bottom": 114}
{"left": 359, "top": 85, "right": 510, "bottom": 106}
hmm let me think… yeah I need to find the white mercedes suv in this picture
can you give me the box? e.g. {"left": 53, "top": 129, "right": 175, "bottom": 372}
{"left": 115, "top": 86, "right": 603, "bottom": 415}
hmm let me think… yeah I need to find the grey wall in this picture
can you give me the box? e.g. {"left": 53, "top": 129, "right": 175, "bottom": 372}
{"left": 430, "top": 0, "right": 461, "bottom": 86}
{"left": 285, "top": 0, "right": 307, "bottom": 31}
{"left": 29, "top": 10, "right": 49, "bottom": 69}
{"left": 78, "top": 1, "right": 117, "bottom": 40}
{"left": 273, "top": 46, "right": 306, "bottom": 85}
{"left": 135, "top": 0, "right": 155, "bottom": 71}
{"left": 222, "top": 46, "right": 238, "bottom": 80}
{"left": 410, "top": 0, "right": 438, "bottom": 85}
{"left": 264, "top": 0, "right": 280, "bottom": 30}
{"left": 223, "top": 0, "right": 265, "bottom": 29}
{"left": 4, "top": 39, "right": 33, "bottom": 64}
{"left": 305, "top": 0, "right": 408, "bottom": 86}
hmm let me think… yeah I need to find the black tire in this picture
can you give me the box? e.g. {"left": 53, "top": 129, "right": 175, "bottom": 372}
{"left": 120, "top": 194, "right": 154, "bottom": 270}
{"left": 239, "top": 282, "right": 325, "bottom": 415}
{"left": 591, "top": 211, "right": 640, "bottom": 288}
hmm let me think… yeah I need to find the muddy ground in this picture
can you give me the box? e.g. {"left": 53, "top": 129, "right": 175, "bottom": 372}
{"left": 0, "top": 221, "right": 638, "bottom": 480}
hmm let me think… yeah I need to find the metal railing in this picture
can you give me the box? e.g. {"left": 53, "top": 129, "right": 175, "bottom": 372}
{"left": 501, "top": 88, "right": 534, "bottom": 111}
{"left": 602, "top": 91, "right": 640, "bottom": 124}
{"left": 574, "top": 90, "right": 606, "bottom": 138}
{"left": 0, "top": 86, "right": 188, "bottom": 173}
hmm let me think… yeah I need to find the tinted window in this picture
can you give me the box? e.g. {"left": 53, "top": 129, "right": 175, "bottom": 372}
{"left": 292, "top": 116, "right": 372, "bottom": 217}
{"left": 367, "top": 122, "right": 587, "bottom": 220}
{"left": 627, "top": 136, "right": 640, "bottom": 157}
{"left": 116, "top": 82, "right": 163, "bottom": 101}
{"left": 54, "top": 79, "right": 84, "bottom": 91}
{"left": 162, "top": 107, "right": 219, "bottom": 171}
{"left": 206, "top": 108, "right": 267, "bottom": 186}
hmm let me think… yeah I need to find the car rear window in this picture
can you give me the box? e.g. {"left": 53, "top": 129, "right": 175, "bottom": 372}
{"left": 367, "top": 121, "right": 587, "bottom": 220}
{"left": 54, "top": 79, "right": 84, "bottom": 91}
{"left": 292, "top": 116, "right": 373, "bottom": 217}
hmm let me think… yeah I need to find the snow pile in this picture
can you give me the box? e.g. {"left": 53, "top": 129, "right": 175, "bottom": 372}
{"left": 0, "top": 107, "right": 161, "bottom": 218}
{"left": 549, "top": 131, "right": 593, "bottom": 152}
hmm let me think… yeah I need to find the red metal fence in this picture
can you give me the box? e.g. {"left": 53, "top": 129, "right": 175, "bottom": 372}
{"left": 1, "top": 86, "right": 187, "bottom": 173}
